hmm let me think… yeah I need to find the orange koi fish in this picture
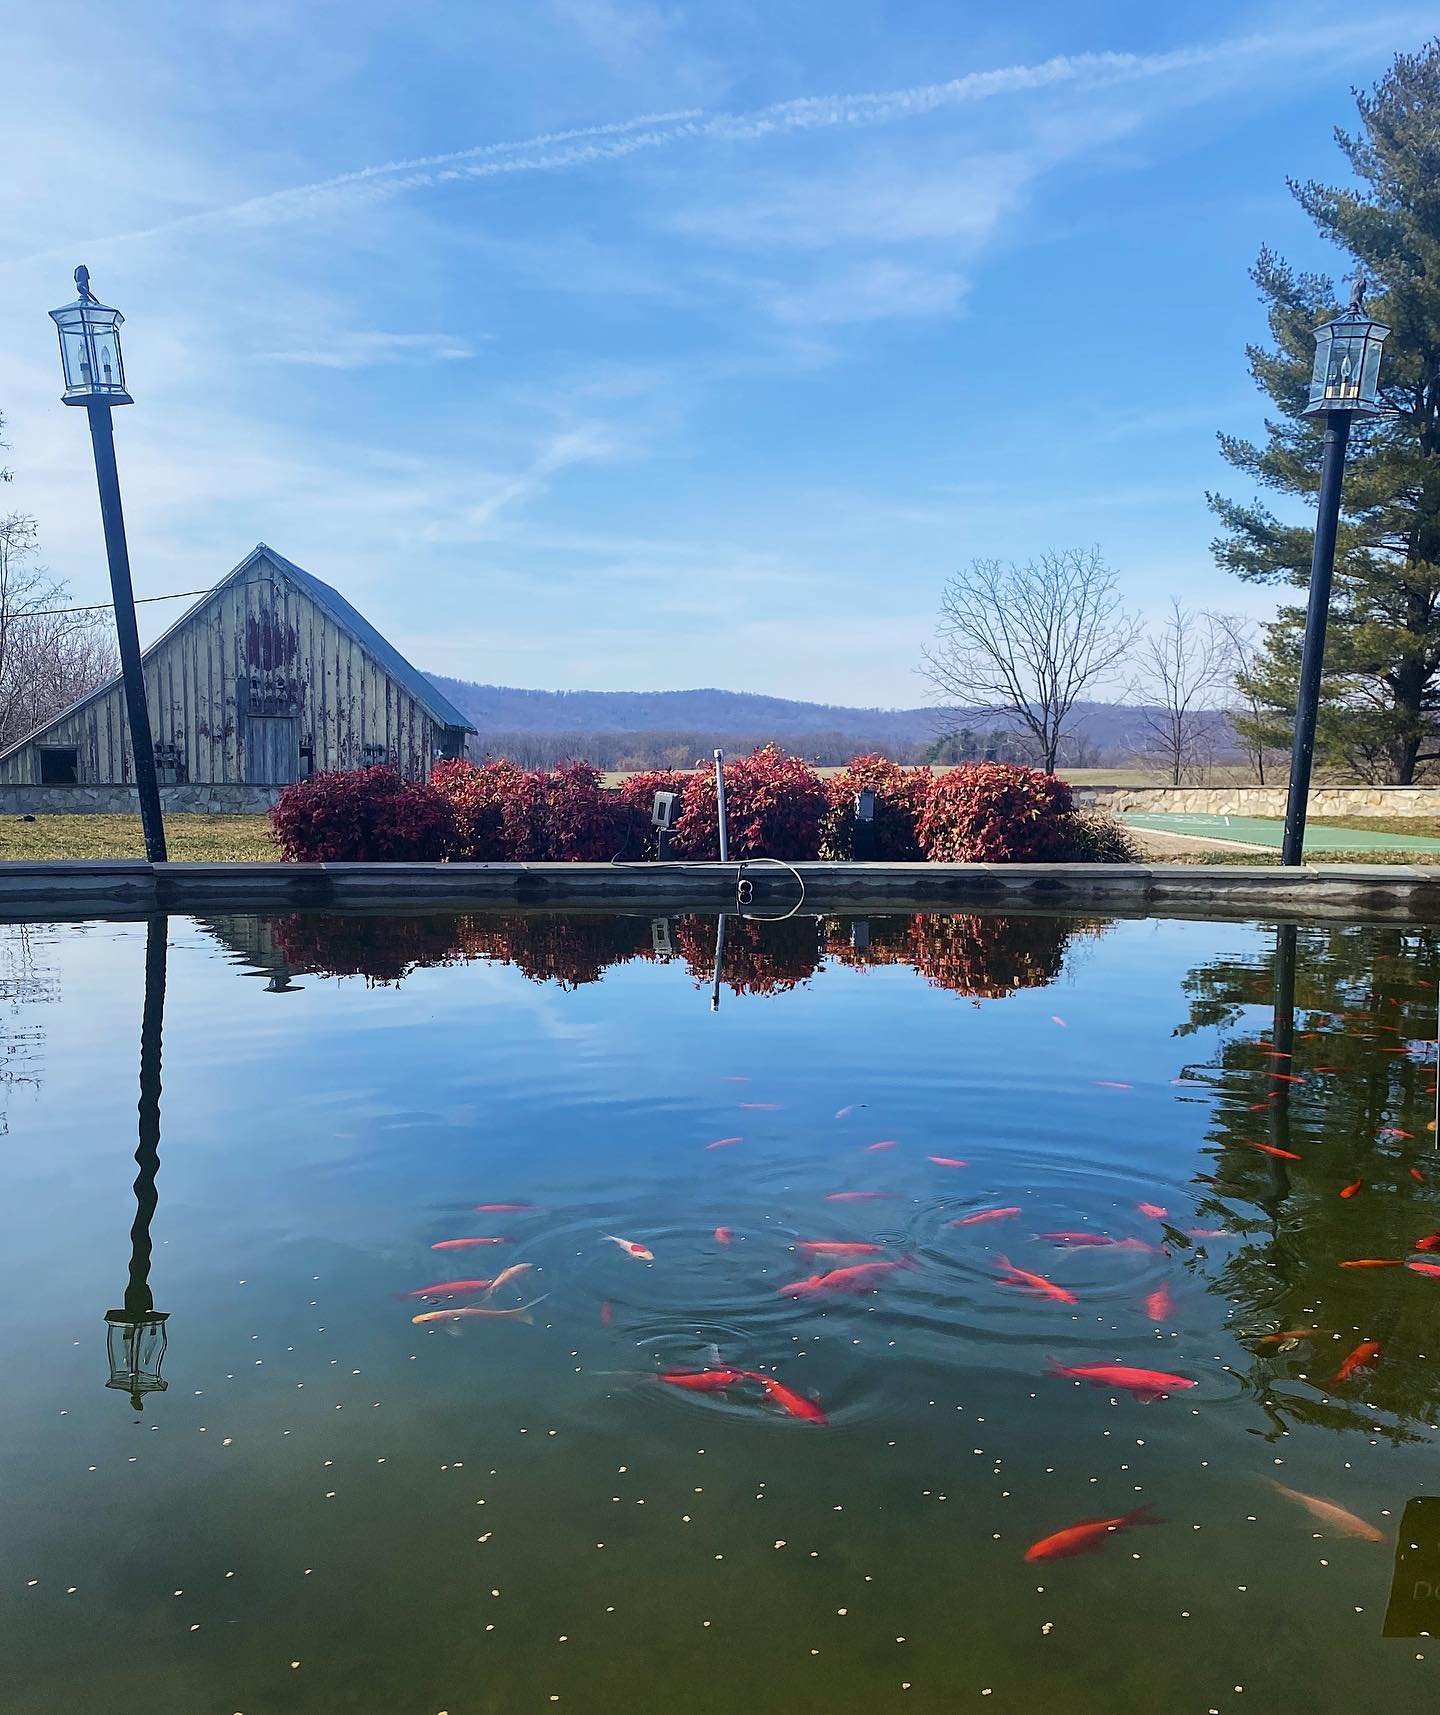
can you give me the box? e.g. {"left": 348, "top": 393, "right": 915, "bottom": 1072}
{"left": 743, "top": 1371, "right": 827, "bottom": 1425}
{"left": 705, "top": 1136, "right": 743, "bottom": 1150}
{"left": 927, "top": 1155, "right": 968, "bottom": 1168}
{"left": 1332, "top": 1340, "right": 1381, "bottom": 1383}
{"left": 1268, "top": 1072, "right": 1306, "bottom": 1085}
{"left": 778, "top": 1258, "right": 913, "bottom": 1298}
{"left": 432, "top": 1236, "right": 512, "bottom": 1251}
{"left": 474, "top": 1202, "right": 535, "bottom": 1213}
{"left": 1046, "top": 1361, "right": 1195, "bottom": 1397}
{"left": 1094, "top": 1081, "right": 1132, "bottom": 1090}
{"left": 1267, "top": 1480, "right": 1384, "bottom": 1543}
{"left": 1145, "top": 1285, "right": 1174, "bottom": 1322}
{"left": 739, "top": 1102, "right": 780, "bottom": 1111}
{"left": 657, "top": 1368, "right": 747, "bottom": 1392}
{"left": 604, "top": 1234, "right": 654, "bottom": 1261}
{"left": 713, "top": 1226, "right": 734, "bottom": 1246}
{"left": 400, "top": 1279, "right": 494, "bottom": 1300}
{"left": 1254, "top": 1327, "right": 1324, "bottom": 1347}
{"left": 866, "top": 1139, "right": 898, "bottom": 1152}
{"left": 1243, "top": 1141, "right": 1303, "bottom": 1161}
{"left": 1406, "top": 1259, "right": 1440, "bottom": 1278}
{"left": 1411, "top": 1166, "right": 1426, "bottom": 1182}
{"left": 795, "top": 1241, "right": 884, "bottom": 1257}
{"left": 1339, "top": 1179, "right": 1364, "bottom": 1199}
{"left": 1379, "top": 1127, "right": 1414, "bottom": 1141}
{"left": 412, "top": 1298, "right": 545, "bottom": 1326}
{"left": 951, "top": 1207, "right": 1022, "bottom": 1226}
{"left": 1024, "top": 1502, "right": 1161, "bottom": 1562}
{"left": 824, "top": 1190, "right": 893, "bottom": 1203}
{"left": 1137, "top": 1202, "right": 1168, "bottom": 1219}
{"left": 1338, "top": 1258, "right": 1403, "bottom": 1270}
{"left": 1412, "top": 1231, "right": 1440, "bottom": 1252}
{"left": 1187, "top": 1227, "right": 1232, "bottom": 1238}
{"left": 995, "top": 1257, "right": 1078, "bottom": 1306}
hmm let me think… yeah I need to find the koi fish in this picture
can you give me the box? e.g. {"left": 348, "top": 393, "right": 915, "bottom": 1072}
{"left": 1145, "top": 1285, "right": 1174, "bottom": 1322}
{"left": 1267, "top": 1480, "right": 1384, "bottom": 1542}
{"left": 1268, "top": 1072, "right": 1306, "bottom": 1085}
{"left": 713, "top": 1226, "right": 734, "bottom": 1246}
{"left": 1040, "top": 1232, "right": 1116, "bottom": 1247}
{"left": 1254, "top": 1328, "right": 1325, "bottom": 1348}
{"left": 1187, "top": 1227, "right": 1232, "bottom": 1239}
{"left": 657, "top": 1368, "right": 747, "bottom": 1392}
{"left": 824, "top": 1191, "right": 893, "bottom": 1203}
{"left": 1379, "top": 1127, "right": 1414, "bottom": 1141}
{"left": 1024, "top": 1503, "right": 1161, "bottom": 1562}
{"left": 995, "top": 1257, "right": 1078, "bottom": 1306}
{"left": 599, "top": 1301, "right": 614, "bottom": 1326}
{"left": 795, "top": 1241, "right": 884, "bottom": 1258}
{"left": 412, "top": 1297, "right": 546, "bottom": 1326}
{"left": 1412, "top": 1231, "right": 1440, "bottom": 1252}
{"left": 1332, "top": 1340, "right": 1381, "bottom": 1383}
{"left": 951, "top": 1207, "right": 1021, "bottom": 1226}
{"left": 1339, "top": 1179, "right": 1364, "bottom": 1199}
{"left": 400, "top": 1279, "right": 494, "bottom": 1300}
{"left": 474, "top": 1202, "right": 535, "bottom": 1213}
{"left": 834, "top": 1104, "right": 863, "bottom": 1119}
{"left": 1051, "top": 1015, "right": 1067, "bottom": 1028}
{"left": 484, "top": 1262, "right": 534, "bottom": 1297}
{"left": 743, "top": 1371, "right": 827, "bottom": 1425}
{"left": 1046, "top": 1361, "right": 1195, "bottom": 1397}
{"left": 604, "top": 1235, "right": 654, "bottom": 1261}
{"left": 927, "top": 1156, "right": 968, "bottom": 1168}
{"left": 1411, "top": 1166, "right": 1426, "bottom": 1182}
{"left": 1094, "top": 1081, "right": 1132, "bottom": 1090}
{"left": 1406, "top": 1259, "right": 1440, "bottom": 1278}
{"left": 1243, "top": 1141, "right": 1303, "bottom": 1162}
{"left": 739, "top": 1103, "right": 780, "bottom": 1111}
{"left": 1338, "top": 1259, "right": 1403, "bottom": 1270}
{"left": 705, "top": 1136, "right": 743, "bottom": 1150}
{"left": 866, "top": 1139, "right": 898, "bottom": 1152}
{"left": 1137, "top": 1202, "right": 1168, "bottom": 1219}
{"left": 431, "top": 1237, "right": 512, "bottom": 1251}
{"left": 778, "top": 1258, "right": 913, "bottom": 1298}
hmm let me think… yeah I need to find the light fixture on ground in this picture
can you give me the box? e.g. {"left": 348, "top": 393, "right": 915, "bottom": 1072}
{"left": 49, "top": 267, "right": 167, "bottom": 862}
{"left": 1281, "top": 280, "right": 1390, "bottom": 865}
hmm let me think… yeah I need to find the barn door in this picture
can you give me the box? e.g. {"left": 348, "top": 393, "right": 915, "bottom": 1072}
{"left": 245, "top": 716, "right": 298, "bottom": 785}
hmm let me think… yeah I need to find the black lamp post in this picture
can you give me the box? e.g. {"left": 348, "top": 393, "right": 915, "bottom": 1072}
{"left": 105, "top": 914, "right": 169, "bottom": 1411}
{"left": 49, "top": 267, "right": 167, "bottom": 863}
{"left": 1280, "top": 280, "right": 1390, "bottom": 866}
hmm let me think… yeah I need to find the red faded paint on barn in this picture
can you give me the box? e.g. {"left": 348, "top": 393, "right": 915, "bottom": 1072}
{"left": 246, "top": 611, "right": 298, "bottom": 671}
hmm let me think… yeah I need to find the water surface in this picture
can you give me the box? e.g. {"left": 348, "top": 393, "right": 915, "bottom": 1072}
{"left": 1, "top": 907, "right": 1437, "bottom": 1712}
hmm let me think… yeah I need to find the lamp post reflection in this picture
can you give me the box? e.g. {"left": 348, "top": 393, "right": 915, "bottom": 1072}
{"left": 104, "top": 914, "right": 169, "bottom": 1411}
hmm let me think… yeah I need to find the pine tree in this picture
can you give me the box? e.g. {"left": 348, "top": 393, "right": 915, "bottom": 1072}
{"left": 1209, "top": 42, "right": 1440, "bottom": 782}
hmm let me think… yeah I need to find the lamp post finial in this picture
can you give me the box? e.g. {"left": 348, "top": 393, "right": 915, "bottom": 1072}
{"left": 73, "top": 264, "right": 96, "bottom": 302}
{"left": 1347, "top": 273, "right": 1368, "bottom": 315}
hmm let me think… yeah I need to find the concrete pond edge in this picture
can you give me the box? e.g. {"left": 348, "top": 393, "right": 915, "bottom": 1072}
{"left": 0, "top": 858, "right": 1436, "bottom": 923}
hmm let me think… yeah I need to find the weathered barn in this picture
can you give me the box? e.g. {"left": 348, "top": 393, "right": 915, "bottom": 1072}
{"left": 0, "top": 544, "right": 474, "bottom": 812}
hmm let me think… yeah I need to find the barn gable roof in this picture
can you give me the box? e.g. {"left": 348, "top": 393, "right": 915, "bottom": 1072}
{"left": 0, "top": 543, "right": 475, "bottom": 762}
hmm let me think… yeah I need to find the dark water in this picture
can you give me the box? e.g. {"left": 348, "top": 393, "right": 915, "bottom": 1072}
{"left": 1, "top": 907, "right": 1438, "bottom": 1713}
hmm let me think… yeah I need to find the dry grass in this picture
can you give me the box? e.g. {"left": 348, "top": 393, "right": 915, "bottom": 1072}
{"left": 0, "top": 813, "right": 277, "bottom": 861}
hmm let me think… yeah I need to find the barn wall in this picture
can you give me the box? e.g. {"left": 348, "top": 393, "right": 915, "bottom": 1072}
{"left": 0, "top": 558, "right": 443, "bottom": 786}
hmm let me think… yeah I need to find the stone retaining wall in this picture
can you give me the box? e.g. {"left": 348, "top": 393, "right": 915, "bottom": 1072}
{"left": 0, "top": 784, "right": 281, "bottom": 816}
{"left": 1084, "top": 785, "right": 1440, "bottom": 818}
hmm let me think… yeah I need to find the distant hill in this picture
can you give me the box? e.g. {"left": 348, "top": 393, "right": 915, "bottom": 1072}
{"left": 423, "top": 676, "right": 1239, "bottom": 770}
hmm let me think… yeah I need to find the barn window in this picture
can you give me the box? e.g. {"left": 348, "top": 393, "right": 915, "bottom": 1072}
{"left": 39, "top": 747, "right": 79, "bottom": 784}
{"left": 362, "top": 743, "right": 388, "bottom": 767}
{"left": 154, "top": 741, "right": 185, "bottom": 784}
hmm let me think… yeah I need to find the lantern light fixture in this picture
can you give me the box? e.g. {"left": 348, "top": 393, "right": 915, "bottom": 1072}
{"left": 1304, "top": 289, "right": 1390, "bottom": 417}
{"left": 49, "top": 265, "right": 132, "bottom": 406}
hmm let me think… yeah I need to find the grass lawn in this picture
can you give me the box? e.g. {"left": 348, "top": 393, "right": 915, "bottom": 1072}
{"left": 0, "top": 814, "right": 277, "bottom": 861}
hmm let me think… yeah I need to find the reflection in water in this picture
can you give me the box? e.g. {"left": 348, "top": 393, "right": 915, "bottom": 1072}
{"left": 1180, "top": 920, "right": 1440, "bottom": 1442}
{"left": 201, "top": 907, "right": 1107, "bottom": 1001}
{"left": 103, "top": 914, "right": 168, "bottom": 1412}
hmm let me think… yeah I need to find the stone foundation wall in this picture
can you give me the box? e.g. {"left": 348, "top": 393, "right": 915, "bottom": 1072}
{"left": 1084, "top": 785, "right": 1440, "bottom": 818}
{"left": 0, "top": 784, "right": 281, "bottom": 816}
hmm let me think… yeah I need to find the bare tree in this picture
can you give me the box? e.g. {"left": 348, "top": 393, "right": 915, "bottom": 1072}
{"left": 1128, "top": 601, "right": 1233, "bottom": 785}
{"left": 1209, "top": 611, "right": 1274, "bottom": 785}
{"left": 0, "top": 512, "right": 119, "bottom": 752}
{"left": 919, "top": 549, "right": 1140, "bottom": 773}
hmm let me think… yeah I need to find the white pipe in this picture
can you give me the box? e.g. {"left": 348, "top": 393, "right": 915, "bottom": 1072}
{"left": 713, "top": 748, "right": 730, "bottom": 863}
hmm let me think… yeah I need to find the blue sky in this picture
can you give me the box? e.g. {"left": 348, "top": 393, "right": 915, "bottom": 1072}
{"left": 0, "top": 2, "right": 1431, "bottom": 706}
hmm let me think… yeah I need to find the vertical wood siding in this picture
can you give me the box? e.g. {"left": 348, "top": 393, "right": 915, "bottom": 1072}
{"left": 0, "top": 555, "right": 440, "bottom": 784}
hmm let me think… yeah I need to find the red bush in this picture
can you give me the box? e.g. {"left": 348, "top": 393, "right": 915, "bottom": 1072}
{"left": 615, "top": 768, "right": 692, "bottom": 857}
{"left": 432, "top": 758, "right": 524, "bottom": 860}
{"left": 820, "top": 755, "right": 929, "bottom": 861}
{"left": 670, "top": 744, "right": 826, "bottom": 860}
{"left": 916, "top": 763, "right": 1073, "bottom": 863}
{"left": 544, "top": 760, "right": 628, "bottom": 861}
{"left": 433, "top": 758, "right": 627, "bottom": 861}
{"left": 270, "top": 766, "right": 455, "bottom": 862}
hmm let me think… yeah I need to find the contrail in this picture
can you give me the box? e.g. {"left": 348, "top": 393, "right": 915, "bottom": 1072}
{"left": 12, "top": 19, "right": 1414, "bottom": 262}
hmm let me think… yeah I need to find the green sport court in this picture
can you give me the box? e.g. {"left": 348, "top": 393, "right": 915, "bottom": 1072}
{"left": 1120, "top": 812, "right": 1440, "bottom": 853}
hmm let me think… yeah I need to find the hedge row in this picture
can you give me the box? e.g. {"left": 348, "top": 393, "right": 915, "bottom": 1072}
{"left": 269, "top": 746, "right": 1140, "bottom": 864}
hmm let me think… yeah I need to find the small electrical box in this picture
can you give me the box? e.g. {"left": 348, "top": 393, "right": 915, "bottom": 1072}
{"left": 652, "top": 790, "right": 679, "bottom": 830}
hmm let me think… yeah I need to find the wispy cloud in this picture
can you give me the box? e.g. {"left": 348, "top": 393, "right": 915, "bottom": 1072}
{"left": 255, "top": 331, "right": 477, "bottom": 369}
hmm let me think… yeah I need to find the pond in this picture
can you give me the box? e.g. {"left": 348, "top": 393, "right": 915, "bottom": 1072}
{"left": 1, "top": 906, "right": 1438, "bottom": 1712}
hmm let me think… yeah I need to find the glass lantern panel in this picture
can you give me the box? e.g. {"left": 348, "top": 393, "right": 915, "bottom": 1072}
{"left": 105, "top": 1317, "right": 168, "bottom": 1392}
{"left": 1322, "top": 337, "right": 1366, "bottom": 403}
{"left": 59, "top": 326, "right": 97, "bottom": 393}
{"left": 1359, "top": 336, "right": 1384, "bottom": 404}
